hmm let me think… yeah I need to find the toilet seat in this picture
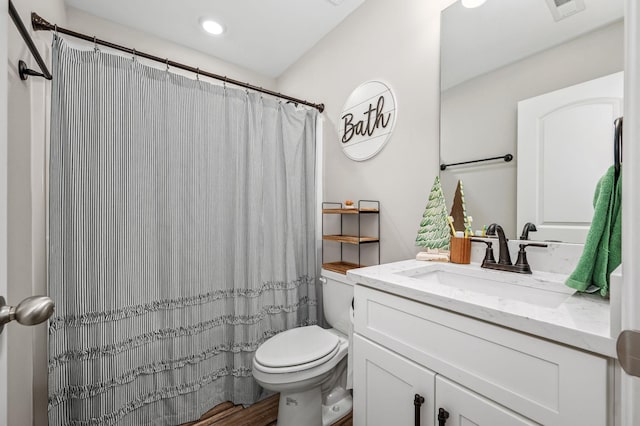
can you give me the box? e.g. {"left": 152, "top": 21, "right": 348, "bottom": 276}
{"left": 254, "top": 344, "right": 340, "bottom": 374}
{"left": 254, "top": 325, "right": 341, "bottom": 374}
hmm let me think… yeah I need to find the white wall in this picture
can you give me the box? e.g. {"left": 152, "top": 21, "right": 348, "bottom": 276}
{"left": 0, "top": 1, "right": 8, "bottom": 424}
{"left": 7, "top": 1, "right": 66, "bottom": 424}
{"left": 66, "top": 8, "right": 277, "bottom": 90}
{"left": 440, "top": 21, "right": 624, "bottom": 238}
{"left": 278, "top": 0, "right": 456, "bottom": 263}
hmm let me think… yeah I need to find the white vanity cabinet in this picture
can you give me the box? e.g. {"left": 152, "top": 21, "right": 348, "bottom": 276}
{"left": 353, "top": 335, "right": 435, "bottom": 425}
{"left": 435, "top": 376, "right": 536, "bottom": 426}
{"left": 352, "top": 284, "right": 610, "bottom": 426}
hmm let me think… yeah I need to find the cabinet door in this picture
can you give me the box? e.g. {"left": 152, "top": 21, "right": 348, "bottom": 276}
{"left": 435, "top": 376, "right": 538, "bottom": 426}
{"left": 353, "top": 334, "right": 435, "bottom": 426}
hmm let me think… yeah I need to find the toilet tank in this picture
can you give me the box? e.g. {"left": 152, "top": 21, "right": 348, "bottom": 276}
{"left": 321, "top": 268, "right": 354, "bottom": 335}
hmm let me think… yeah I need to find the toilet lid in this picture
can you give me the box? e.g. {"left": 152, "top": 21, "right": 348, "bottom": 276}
{"left": 255, "top": 325, "right": 340, "bottom": 368}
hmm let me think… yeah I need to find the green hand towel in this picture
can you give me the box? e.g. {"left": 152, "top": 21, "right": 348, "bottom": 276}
{"left": 605, "top": 169, "right": 622, "bottom": 293}
{"left": 566, "top": 166, "right": 621, "bottom": 296}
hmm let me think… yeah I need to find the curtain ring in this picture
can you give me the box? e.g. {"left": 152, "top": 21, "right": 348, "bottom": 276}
{"left": 53, "top": 24, "right": 58, "bottom": 39}
{"left": 196, "top": 68, "right": 200, "bottom": 81}
{"left": 93, "top": 36, "right": 99, "bottom": 53}
{"left": 166, "top": 58, "right": 170, "bottom": 72}
{"left": 132, "top": 48, "right": 137, "bottom": 62}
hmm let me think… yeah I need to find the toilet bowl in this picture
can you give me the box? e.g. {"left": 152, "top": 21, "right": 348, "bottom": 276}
{"left": 252, "top": 269, "right": 353, "bottom": 426}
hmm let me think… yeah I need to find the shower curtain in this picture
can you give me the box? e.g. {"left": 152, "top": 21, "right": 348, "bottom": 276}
{"left": 47, "top": 38, "right": 318, "bottom": 425}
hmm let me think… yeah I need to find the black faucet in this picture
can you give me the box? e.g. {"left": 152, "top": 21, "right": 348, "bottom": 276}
{"left": 520, "top": 222, "right": 537, "bottom": 240}
{"left": 486, "top": 223, "right": 511, "bottom": 265}
{"left": 479, "top": 223, "right": 548, "bottom": 274}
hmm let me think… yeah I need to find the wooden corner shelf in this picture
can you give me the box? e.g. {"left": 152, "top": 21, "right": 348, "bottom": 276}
{"left": 322, "top": 261, "right": 363, "bottom": 275}
{"left": 322, "top": 208, "right": 379, "bottom": 214}
{"left": 322, "top": 235, "right": 379, "bottom": 244}
{"left": 322, "top": 200, "right": 380, "bottom": 275}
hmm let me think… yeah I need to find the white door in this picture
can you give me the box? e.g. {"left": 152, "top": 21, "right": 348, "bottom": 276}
{"left": 435, "top": 376, "right": 537, "bottom": 426}
{"left": 517, "top": 72, "right": 623, "bottom": 243}
{"left": 620, "top": 2, "right": 640, "bottom": 424}
{"left": 353, "top": 335, "right": 436, "bottom": 426}
{"left": 0, "top": 0, "right": 8, "bottom": 424}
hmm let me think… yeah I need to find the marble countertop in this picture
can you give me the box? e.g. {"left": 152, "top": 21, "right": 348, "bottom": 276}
{"left": 347, "top": 260, "right": 616, "bottom": 358}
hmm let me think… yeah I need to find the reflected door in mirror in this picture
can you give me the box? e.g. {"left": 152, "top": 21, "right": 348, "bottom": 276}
{"left": 517, "top": 72, "right": 623, "bottom": 244}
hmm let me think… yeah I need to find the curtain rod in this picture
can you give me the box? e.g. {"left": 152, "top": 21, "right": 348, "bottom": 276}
{"left": 9, "top": 1, "right": 52, "bottom": 80}
{"left": 30, "top": 12, "right": 325, "bottom": 113}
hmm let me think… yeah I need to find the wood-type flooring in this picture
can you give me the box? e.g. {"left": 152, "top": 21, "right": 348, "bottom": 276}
{"left": 180, "top": 393, "right": 353, "bottom": 426}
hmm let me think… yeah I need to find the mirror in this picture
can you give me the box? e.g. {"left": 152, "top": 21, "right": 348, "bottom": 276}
{"left": 439, "top": 0, "right": 624, "bottom": 242}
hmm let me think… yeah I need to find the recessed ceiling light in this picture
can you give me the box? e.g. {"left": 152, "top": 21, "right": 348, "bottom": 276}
{"left": 201, "top": 19, "right": 225, "bottom": 36}
{"left": 461, "top": 0, "right": 487, "bottom": 8}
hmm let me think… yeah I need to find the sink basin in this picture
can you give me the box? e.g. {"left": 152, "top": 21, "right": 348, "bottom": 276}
{"left": 396, "top": 263, "right": 575, "bottom": 309}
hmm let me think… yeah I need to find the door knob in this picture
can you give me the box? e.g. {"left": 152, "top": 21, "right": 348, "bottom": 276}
{"left": 617, "top": 329, "right": 640, "bottom": 377}
{"left": 0, "top": 295, "right": 55, "bottom": 334}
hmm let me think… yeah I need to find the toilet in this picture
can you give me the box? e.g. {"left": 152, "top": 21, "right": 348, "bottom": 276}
{"left": 252, "top": 269, "right": 354, "bottom": 426}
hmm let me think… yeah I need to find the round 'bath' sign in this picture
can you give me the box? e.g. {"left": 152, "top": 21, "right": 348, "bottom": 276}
{"left": 339, "top": 80, "right": 397, "bottom": 161}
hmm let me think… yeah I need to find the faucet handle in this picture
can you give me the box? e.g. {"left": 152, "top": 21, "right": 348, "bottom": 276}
{"left": 514, "top": 243, "right": 549, "bottom": 274}
{"left": 470, "top": 238, "right": 492, "bottom": 247}
{"left": 520, "top": 242, "right": 548, "bottom": 249}
{"left": 471, "top": 238, "right": 496, "bottom": 267}
{"left": 520, "top": 222, "right": 538, "bottom": 240}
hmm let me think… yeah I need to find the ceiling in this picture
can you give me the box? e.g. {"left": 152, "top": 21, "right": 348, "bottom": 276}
{"left": 441, "top": 0, "right": 624, "bottom": 90}
{"left": 63, "top": 0, "right": 366, "bottom": 78}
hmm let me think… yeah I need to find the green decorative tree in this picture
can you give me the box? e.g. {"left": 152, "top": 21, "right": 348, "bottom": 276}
{"left": 416, "top": 176, "right": 451, "bottom": 250}
{"left": 449, "top": 180, "right": 471, "bottom": 233}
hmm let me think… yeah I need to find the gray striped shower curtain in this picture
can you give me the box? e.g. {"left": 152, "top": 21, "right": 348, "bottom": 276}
{"left": 48, "top": 38, "right": 318, "bottom": 425}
